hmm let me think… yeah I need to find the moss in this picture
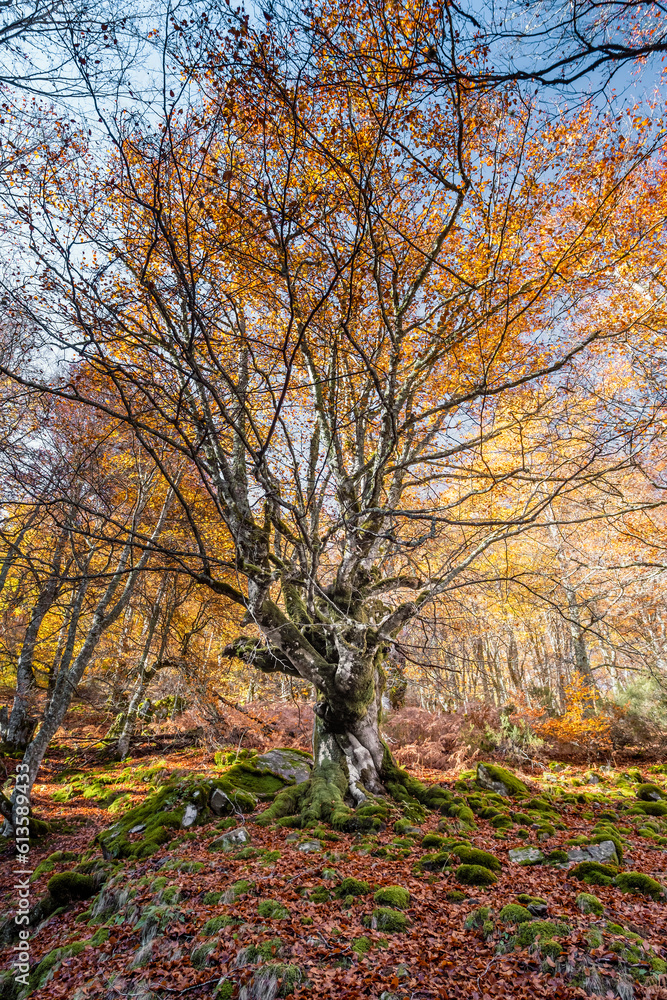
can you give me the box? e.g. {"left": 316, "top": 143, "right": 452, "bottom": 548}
{"left": 489, "top": 814, "right": 513, "bottom": 829}
{"left": 498, "top": 904, "right": 532, "bottom": 924}
{"left": 373, "top": 886, "right": 410, "bottom": 909}
{"left": 540, "top": 940, "right": 563, "bottom": 960}
{"left": 446, "top": 890, "right": 466, "bottom": 902}
{"left": 569, "top": 861, "right": 616, "bottom": 886}
{"left": 650, "top": 957, "right": 667, "bottom": 974}
{"left": 306, "top": 887, "right": 330, "bottom": 903}
{"left": 263, "top": 962, "right": 303, "bottom": 995}
{"left": 258, "top": 899, "right": 290, "bottom": 919}
{"left": 576, "top": 892, "right": 604, "bottom": 915}
{"left": 203, "top": 891, "right": 223, "bottom": 905}
{"left": 477, "top": 763, "right": 528, "bottom": 797}
{"left": 545, "top": 849, "right": 569, "bottom": 864}
{"left": 452, "top": 845, "right": 501, "bottom": 872}
{"left": 586, "top": 926, "right": 604, "bottom": 949}
{"left": 464, "top": 906, "right": 491, "bottom": 929}
{"left": 614, "top": 871, "right": 664, "bottom": 900}
{"left": 226, "top": 879, "right": 253, "bottom": 901}
{"left": 421, "top": 833, "right": 445, "bottom": 849}
{"left": 363, "top": 907, "right": 409, "bottom": 932}
{"left": 636, "top": 801, "right": 667, "bottom": 817}
{"left": 202, "top": 915, "right": 237, "bottom": 934}
{"left": 637, "top": 782, "right": 666, "bottom": 801}
{"left": 457, "top": 806, "right": 475, "bottom": 824}
{"left": 89, "top": 927, "right": 110, "bottom": 946}
{"left": 191, "top": 940, "right": 217, "bottom": 969}
{"left": 47, "top": 872, "right": 96, "bottom": 905}
{"left": 336, "top": 877, "right": 370, "bottom": 897}
{"left": 456, "top": 864, "right": 497, "bottom": 886}
{"left": 516, "top": 894, "right": 547, "bottom": 907}
{"left": 516, "top": 920, "right": 569, "bottom": 947}
{"left": 351, "top": 935, "right": 372, "bottom": 956}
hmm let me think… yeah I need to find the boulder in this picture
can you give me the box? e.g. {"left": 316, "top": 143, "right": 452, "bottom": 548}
{"left": 508, "top": 847, "right": 544, "bottom": 865}
{"left": 297, "top": 840, "right": 322, "bottom": 853}
{"left": 182, "top": 804, "right": 198, "bottom": 828}
{"left": 565, "top": 841, "right": 618, "bottom": 866}
{"left": 477, "top": 763, "right": 528, "bottom": 798}
{"left": 210, "top": 788, "right": 232, "bottom": 815}
{"left": 254, "top": 749, "right": 312, "bottom": 785}
{"left": 209, "top": 827, "right": 251, "bottom": 851}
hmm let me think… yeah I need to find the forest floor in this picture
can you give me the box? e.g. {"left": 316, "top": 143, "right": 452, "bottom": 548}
{"left": 1, "top": 727, "right": 667, "bottom": 999}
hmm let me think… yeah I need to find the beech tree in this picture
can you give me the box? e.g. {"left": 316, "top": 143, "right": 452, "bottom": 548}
{"left": 2, "top": 0, "right": 667, "bottom": 822}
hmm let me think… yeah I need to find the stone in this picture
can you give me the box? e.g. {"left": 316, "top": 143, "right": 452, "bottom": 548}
{"left": 527, "top": 902, "right": 549, "bottom": 917}
{"left": 476, "top": 763, "right": 528, "bottom": 797}
{"left": 254, "top": 749, "right": 312, "bottom": 785}
{"left": 182, "top": 804, "right": 198, "bottom": 828}
{"left": 508, "top": 847, "right": 544, "bottom": 865}
{"left": 210, "top": 827, "right": 251, "bottom": 851}
{"left": 129, "top": 824, "right": 146, "bottom": 834}
{"left": 565, "top": 841, "right": 618, "bottom": 866}
{"left": 297, "top": 840, "right": 322, "bottom": 853}
{"left": 210, "top": 788, "right": 232, "bottom": 815}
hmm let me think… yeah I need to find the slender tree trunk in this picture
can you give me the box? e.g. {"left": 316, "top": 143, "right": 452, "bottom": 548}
{"left": 116, "top": 575, "right": 169, "bottom": 759}
{"left": 6, "top": 535, "right": 66, "bottom": 748}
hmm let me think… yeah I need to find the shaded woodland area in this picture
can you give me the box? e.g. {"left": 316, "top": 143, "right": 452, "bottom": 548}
{"left": 2, "top": 0, "right": 667, "bottom": 997}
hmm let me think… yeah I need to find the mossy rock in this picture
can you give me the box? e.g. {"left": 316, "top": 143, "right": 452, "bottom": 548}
{"left": 335, "top": 877, "right": 370, "bottom": 898}
{"left": 515, "top": 919, "right": 569, "bottom": 947}
{"left": 421, "top": 833, "right": 445, "bottom": 849}
{"left": 636, "top": 782, "right": 666, "bottom": 801}
{"left": 446, "top": 890, "right": 466, "bottom": 902}
{"left": 452, "top": 845, "right": 501, "bottom": 872}
{"left": 489, "top": 814, "right": 513, "bottom": 830}
{"left": 569, "top": 861, "right": 617, "bottom": 886}
{"left": 363, "top": 907, "right": 409, "bottom": 932}
{"left": 47, "top": 872, "right": 96, "bottom": 905}
{"left": 635, "top": 801, "right": 667, "bottom": 817}
{"left": 374, "top": 886, "right": 410, "bottom": 909}
{"left": 456, "top": 864, "right": 497, "bottom": 887}
{"left": 498, "top": 903, "right": 532, "bottom": 925}
{"left": 477, "top": 763, "right": 528, "bottom": 798}
{"left": 545, "top": 849, "right": 569, "bottom": 864}
{"left": 258, "top": 899, "right": 290, "bottom": 920}
{"left": 614, "top": 871, "right": 664, "bottom": 900}
{"left": 576, "top": 892, "right": 604, "bottom": 915}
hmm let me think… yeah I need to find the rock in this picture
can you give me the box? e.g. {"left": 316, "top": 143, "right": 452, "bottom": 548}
{"left": 297, "top": 840, "right": 322, "bottom": 853}
{"left": 129, "top": 824, "right": 146, "bottom": 834}
{"left": 508, "top": 847, "right": 544, "bottom": 865}
{"left": 566, "top": 841, "right": 618, "bottom": 866}
{"left": 527, "top": 902, "right": 549, "bottom": 916}
{"left": 182, "top": 804, "right": 198, "bottom": 828}
{"left": 209, "top": 827, "right": 251, "bottom": 851}
{"left": 477, "top": 762, "right": 528, "bottom": 797}
{"left": 254, "top": 749, "right": 312, "bottom": 785}
{"left": 210, "top": 788, "right": 232, "bottom": 815}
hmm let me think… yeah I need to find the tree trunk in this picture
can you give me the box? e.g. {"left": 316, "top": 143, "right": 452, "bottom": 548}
{"left": 312, "top": 697, "right": 385, "bottom": 804}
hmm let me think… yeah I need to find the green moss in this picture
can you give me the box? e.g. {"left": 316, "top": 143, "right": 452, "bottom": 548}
{"left": 336, "top": 877, "right": 370, "bottom": 897}
{"left": 452, "top": 845, "right": 501, "bottom": 871}
{"left": 351, "top": 935, "right": 372, "bottom": 956}
{"left": 637, "top": 782, "right": 666, "bottom": 801}
{"left": 489, "top": 814, "right": 513, "bottom": 829}
{"left": 446, "top": 890, "right": 466, "bottom": 902}
{"left": 373, "top": 886, "right": 410, "bottom": 909}
{"left": 614, "top": 871, "right": 664, "bottom": 900}
{"left": 258, "top": 899, "right": 290, "bottom": 920}
{"left": 47, "top": 872, "right": 96, "bottom": 905}
{"left": 498, "top": 904, "right": 532, "bottom": 924}
{"left": 202, "top": 915, "right": 237, "bottom": 934}
{"left": 586, "top": 926, "right": 603, "bottom": 949}
{"left": 203, "top": 891, "right": 223, "bottom": 905}
{"left": 456, "top": 864, "right": 497, "bottom": 886}
{"left": 363, "top": 907, "right": 409, "bottom": 932}
{"left": 421, "top": 833, "right": 445, "bottom": 849}
{"left": 576, "top": 892, "right": 604, "bottom": 915}
{"left": 89, "top": 927, "right": 110, "bottom": 946}
{"left": 545, "top": 849, "right": 569, "bottom": 864}
{"left": 226, "top": 879, "right": 253, "bottom": 900}
{"left": 569, "top": 861, "right": 616, "bottom": 886}
{"left": 650, "top": 957, "right": 667, "bottom": 974}
{"left": 464, "top": 906, "right": 491, "bottom": 929}
{"left": 477, "top": 763, "right": 528, "bottom": 797}
{"left": 636, "top": 801, "right": 667, "bottom": 816}
{"left": 516, "top": 920, "right": 569, "bottom": 947}
{"left": 516, "top": 894, "right": 547, "bottom": 906}
{"left": 191, "top": 940, "right": 217, "bottom": 969}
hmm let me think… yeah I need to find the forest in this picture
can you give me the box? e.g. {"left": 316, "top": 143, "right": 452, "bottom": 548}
{"left": 2, "top": 0, "right": 667, "bottom": 997}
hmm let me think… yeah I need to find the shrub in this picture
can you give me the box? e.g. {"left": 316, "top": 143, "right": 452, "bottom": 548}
{"left": 534, "top": 675, "right": 611, "bottom": 752}
{"left": 374, "top": 885, "right": 410, "bottom": 909}
{"left": 498, "top": 904, "right": 532, "bottom": 925}
{"left": 576, "top": 893, "right": 603, "bottom": 915}
{"left": 456, "top": 864, "right": 497, "bottom": 887}
{"left": 614, "top": 872, "right": 664, "bottom": 900}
